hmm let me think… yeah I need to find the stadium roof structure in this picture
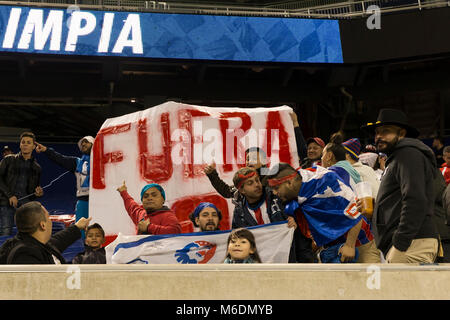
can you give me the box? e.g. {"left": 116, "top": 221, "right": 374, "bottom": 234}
{"left": 0, "top": 0, "right": 447, "bottom": 19}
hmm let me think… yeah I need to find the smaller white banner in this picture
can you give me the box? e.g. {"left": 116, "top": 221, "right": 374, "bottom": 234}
{"left": 106, "top": 221, "right": 294, "bottom": 264}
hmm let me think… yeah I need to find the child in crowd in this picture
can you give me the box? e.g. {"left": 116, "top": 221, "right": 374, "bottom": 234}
{"left": 72, "top": 223, "right": 106, "bottom": 264}
{"left": 224, "top": 228, "right": 261, "bottom": 263}
{"left": 116, "top": 181, "right": 181, "bottom": 235}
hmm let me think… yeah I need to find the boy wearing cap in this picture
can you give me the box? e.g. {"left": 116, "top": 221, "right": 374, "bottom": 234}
{"left": 35, "top": 136, "right": 94, "bottom": 224}
{"left": 116, "top": 181, "right": 181, "bottom": 235}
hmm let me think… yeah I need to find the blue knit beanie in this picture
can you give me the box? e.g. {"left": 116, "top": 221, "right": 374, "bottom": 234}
{"left": 140, "top": 183, "right": 166, "bottom": 201}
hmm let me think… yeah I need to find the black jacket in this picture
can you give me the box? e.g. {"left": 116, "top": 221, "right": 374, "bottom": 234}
{"left": 441, "top": 182, "right": 450, "bottom": 242}
{"left": 72, "top": 246, "right": 106, "bottom": 264}
{"left": 0, "top": 153, "right": 41, "bottom": 206}
{"left": 231, "top": 187, "right": 287, "bottom": 228}
{"left": 373, "top": 138, "right": 438, "bottom": 255}
{"left": 433, "top": 170, "right": 450, "bottom": 241}
{"left": 205, "top": 170, "right": 236, "bottom": 199}
{"left": 0, "top": 225, "right": 81, "bottom": 264}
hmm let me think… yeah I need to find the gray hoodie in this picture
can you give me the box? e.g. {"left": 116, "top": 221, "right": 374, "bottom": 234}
{"left": 373, "top": 138, "right": 438, "bottom": 255}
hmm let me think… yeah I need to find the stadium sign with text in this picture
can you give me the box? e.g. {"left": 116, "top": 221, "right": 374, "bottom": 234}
{"left": 0, "top": 5, "right": 343, "bottom": 63}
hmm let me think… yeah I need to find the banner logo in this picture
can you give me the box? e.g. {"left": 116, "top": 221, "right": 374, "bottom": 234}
{"left": 174, "top": 240, "right": 217, "bottom": 264}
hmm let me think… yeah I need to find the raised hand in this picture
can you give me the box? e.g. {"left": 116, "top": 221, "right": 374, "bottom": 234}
{"left": 75, "top": 217, "right": 92, "bottom": 231}
{"left": 35, "top": 142, "right": 47, "bottom": 153}
{"left": 9, "top": 196, "right": 18, "bottom": 208}
{"left": 203, "top": 162, "right": 217, "bottom": 175}
{"left": 116, "top": 180, "right": 127, "bottom": 193}
{"left": 34, "top": 186, "right": 44, "bottom": 197}
{"left": 290, "top": 112, "right": 299, "bottom": 127}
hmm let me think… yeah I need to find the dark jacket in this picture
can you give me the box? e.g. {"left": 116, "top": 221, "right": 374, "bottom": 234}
{"left": 294, "top": 126, "right": 307, "bottom": 166}
{"left": 0, "top": 153, "right": 41, "bottom": 206}
{"left": 0, "top": 225, "right": 81, "bottom": 264}
{"left": 231, "top": 187, "right": 287, "bottom": 228}
{"left": 300, "top": 158, "right": 319, "bottom": 169}
{"left": 442, "top": 183, "right": 450, "bottom": 240}
{"left": 373, "top": 138, "right": 438, "bottom": 255}
{"left": 72, "top": 246, "right": 106, "bottom": 264}
{"left": 205, "top": 170, "right": 236, "bottom": 199}
{"left": 433, "top": 170, "right": 450, "bottom": 241}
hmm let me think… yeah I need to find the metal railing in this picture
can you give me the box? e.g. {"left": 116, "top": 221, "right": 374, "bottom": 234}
{"left": 270, "top": 0, "right": 449, "bottom": 18}
{"left": 0, "top": 0, "right": 448, "bottom": 18}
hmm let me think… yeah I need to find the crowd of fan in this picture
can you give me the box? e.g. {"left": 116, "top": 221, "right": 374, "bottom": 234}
{"left": 0, "top": 108, "right": 449, "bottom": 265}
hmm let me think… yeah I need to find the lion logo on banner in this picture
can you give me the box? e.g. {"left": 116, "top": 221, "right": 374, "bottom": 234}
{"left": 174, "top": 240, "right": 217, "bottom": 264}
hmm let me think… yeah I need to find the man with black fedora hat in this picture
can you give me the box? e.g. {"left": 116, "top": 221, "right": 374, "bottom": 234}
{"left": 362, "top": 108, "right": 439, "bottom": 263}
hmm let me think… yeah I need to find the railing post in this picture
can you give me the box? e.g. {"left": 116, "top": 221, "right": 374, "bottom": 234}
{"left": 418, "top": 0, "right": 422, "bottom": 9}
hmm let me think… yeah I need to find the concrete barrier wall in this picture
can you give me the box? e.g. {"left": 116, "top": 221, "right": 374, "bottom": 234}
{"left": 0, "top": 264, "right": 449, "bottom": 300}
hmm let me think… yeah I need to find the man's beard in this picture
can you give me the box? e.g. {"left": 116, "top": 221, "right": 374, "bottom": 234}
{"left": 203, "top": 223, "right": 219, "bottom": 231}
{"left": 376, "top": 136, "right": 399, "bottom": 155}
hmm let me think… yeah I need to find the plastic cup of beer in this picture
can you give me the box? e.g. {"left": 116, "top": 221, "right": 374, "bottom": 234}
{"left": 355, "top": 181, "right": 374, "bottom": 218}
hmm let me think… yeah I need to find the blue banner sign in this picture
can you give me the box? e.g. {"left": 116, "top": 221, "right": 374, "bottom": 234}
{"left": 0, "top": 5, "right": 343, "bottom": 63}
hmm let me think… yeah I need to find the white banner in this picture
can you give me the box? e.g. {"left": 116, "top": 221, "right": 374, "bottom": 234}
{"left": 90, "top": 101, "right": 299, "bottom": 237}
{"left": 106, "top": 221, "right": 294, "bottom": 264}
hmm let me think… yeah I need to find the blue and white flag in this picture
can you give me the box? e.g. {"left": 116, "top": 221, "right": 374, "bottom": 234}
{"left": 105, "top": 221, "right": 294, "bottom": 264}
{"left": 285, "top": 166, "right": 362, "bottom": 247}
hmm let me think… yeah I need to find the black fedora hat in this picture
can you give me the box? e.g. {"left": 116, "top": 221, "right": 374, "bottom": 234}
{"left": 361, "top": 108, "right": 419, "bottom": 138}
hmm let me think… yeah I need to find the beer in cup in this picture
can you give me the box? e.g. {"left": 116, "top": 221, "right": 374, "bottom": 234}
{"left": 355, "top": 181, "right": 374, "bottom": 218}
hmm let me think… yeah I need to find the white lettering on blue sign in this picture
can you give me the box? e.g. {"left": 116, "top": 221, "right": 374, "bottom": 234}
{"left": 2, "top": 8, "right": 22, "bottom": 49}
{"left": 112, "top": 14, "right": 143, "bottom": 54}
{"left": 1, "top": 8, "right": 143, "bottom": 54}
{"left": 19, "top": 9, "right": 63, "bottom": 51}
{"left": 98, "top": 12, "right": 114, "bottom": 53}
{"left": 65, "top": 11, "right": 96, "bottom": 51}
